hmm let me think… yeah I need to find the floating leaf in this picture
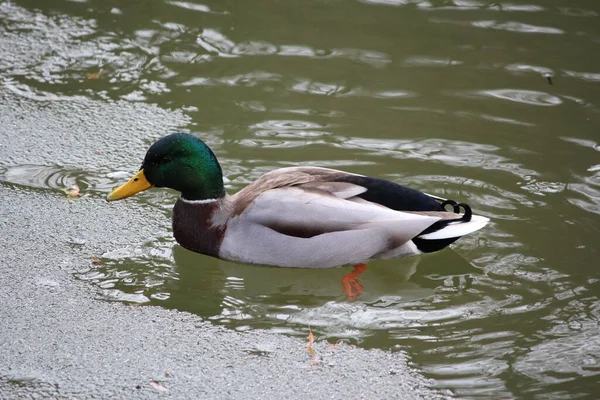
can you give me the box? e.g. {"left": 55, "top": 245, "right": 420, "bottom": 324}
{"left": 307, "top": 328, "right": 315, "bottom": 357}
{"left": 86, "top": 71, "right": 104, "bottom": 80}
{"left": 90, "top": 256, "right": 102, "bottom": 265}
{"left": 307, "top": 328, "right": 320, "bottom": 365}
{"left": 63, "top": 184, "right": 81, "bottom": 198}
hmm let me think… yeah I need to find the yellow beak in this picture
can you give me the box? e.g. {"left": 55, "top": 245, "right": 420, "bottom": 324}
{"left": 106, "top": 169, "right": 152, "bottom": 201}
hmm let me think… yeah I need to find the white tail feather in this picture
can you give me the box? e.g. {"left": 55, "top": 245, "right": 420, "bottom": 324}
{"left": 418, "top": 214, "right": 490, "bottom": 240}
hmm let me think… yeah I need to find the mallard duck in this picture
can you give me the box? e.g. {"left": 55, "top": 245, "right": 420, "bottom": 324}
{"left": 107, "top": 132, "right": 489, "bottom": 299}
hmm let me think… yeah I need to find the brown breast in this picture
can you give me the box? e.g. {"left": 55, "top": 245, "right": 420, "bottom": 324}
{"left": 172, "top": 198, "right": 226, "bottom": 258}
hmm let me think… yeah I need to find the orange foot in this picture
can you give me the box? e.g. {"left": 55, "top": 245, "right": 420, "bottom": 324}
{"left": 342, "top": 264, "right": 368, "bottom": 301}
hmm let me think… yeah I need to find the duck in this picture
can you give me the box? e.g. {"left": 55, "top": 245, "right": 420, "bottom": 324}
{"left": 107, "top": 132, "right": 489, "bottom": 300}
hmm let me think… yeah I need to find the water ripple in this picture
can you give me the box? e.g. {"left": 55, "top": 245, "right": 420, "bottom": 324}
{"left": 568, "top": 175, "right": 600, "bottom": 216}
{"left": 471, "top": 20, "right": 563, "bottom": 35}
{"left": 0, "top": 164, "right": 82, "bottom": 192}
{"left": 196, "top": 28, "right": 236, "bottom": 57}
{"left": 563, "top": 70, "right": 600, "bottom": 83}
{"left": 180, "top": 71, "right": 281, "bottom": 87}
{"left": 422, "top": 2, "right": 545, "bottom": 12}
{"left": 251, "top": 119, "right": 331, "bottom": 138}
{"left": 404, "top": 56, "right": 463, "bottom": 67}
{"left": 335, "top": 137, "right": 539, "bottom": 179}
{"left": 194, "top": 30, "right": 391, "bottom": 67}
{"left": 167, "top": 1, "right": 225, "bottom": 14}
{"left": 515, "top": 320, "right": 600, "bottom": 390}
{"left": 505, "top": 63, "right": 553, "bottom": 78}
{"left": 359, "top": 0, "right": 544, "bottom": 11}
{"left": 463, "top": 89, "right": 562, "bottom": 106}
{"left": 558, "top": 7, "right": 599, "bottom": 17}
{"left": 561, "top": 137, "right": 600, "bottom": 152}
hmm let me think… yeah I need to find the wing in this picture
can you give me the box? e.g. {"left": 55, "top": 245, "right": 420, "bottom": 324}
{"left": 231, "top": 166, "right": 445, "bottom": 213}
{"left": 220, "top": 167, "right": 489, "bottom": 267}
{"left": 221, "top": 185, "right": 442, "bottom": 268}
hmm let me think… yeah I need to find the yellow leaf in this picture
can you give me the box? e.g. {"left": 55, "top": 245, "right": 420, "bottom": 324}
{"left": 86, "top": 71, "right": 104, "bottom": 80}
{"left": 63, "top": 184, "right": 81, "bottom": 198}
{"left": 90, "top": 256, "right": 102, "bottom": 265}
{"left": 307, "top": 328, "right": 315, "bottom": 357}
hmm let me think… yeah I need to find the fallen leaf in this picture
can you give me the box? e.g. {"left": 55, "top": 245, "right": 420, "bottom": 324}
{"left": 86, "top": 71, "right": 104, "bottom": 79}
{"left": 307, "top": 328, "right": 315, "bottom": 357}
{"left": 328, "top": 339, "right": 345, "bottom": 349}
{"left": 306, "top": 328, "right": 320, "bottom": 365}
{"left": 63, "top": 184, "right": 81, "bottom": 198}
{"left": 90, "top": 256, "right": 102, "bottom": 265}
{"left": 149, "top": 381, "right": 168, "bottom": 392}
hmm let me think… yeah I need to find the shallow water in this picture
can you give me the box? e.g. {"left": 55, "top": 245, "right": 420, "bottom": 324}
{"left": 1, "top": 0, "right": 599, "bottom": 397}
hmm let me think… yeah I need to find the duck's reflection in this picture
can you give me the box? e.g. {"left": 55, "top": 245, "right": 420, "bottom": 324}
{"left": 161, "top": 245, "right": 480, "bottom": 326}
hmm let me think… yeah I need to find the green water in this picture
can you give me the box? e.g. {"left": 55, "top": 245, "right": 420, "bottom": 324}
{"left": 2, "top": 0, "right": 599, "bottom": 397}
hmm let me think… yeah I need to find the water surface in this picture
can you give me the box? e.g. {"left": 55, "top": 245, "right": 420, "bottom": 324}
{"left": 1, "top": 0, "right": 599, "bottom": 398}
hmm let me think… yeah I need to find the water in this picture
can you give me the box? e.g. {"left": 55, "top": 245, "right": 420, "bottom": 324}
{"left": 1, "top": 0, "right": 599, "bottom": 397}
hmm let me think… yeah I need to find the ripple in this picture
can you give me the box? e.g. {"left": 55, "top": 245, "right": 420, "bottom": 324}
{"left": 235, "top": 101, "right": 346, "bottom": 118}
{"left": 232, "top": 41, "right": 278, "bottom": 56}
{"left": 561, "top": 137, "right": 600, "bottom": 152}
{"left": 0, "top": 164, "right": 88, "bottom": 194}
{"left": 478, "top": 113, "right": 535, "bottom": 126}
{"left": 404, "top": 56, "right": 463, "bottom": 67}
{"left": 515, "top": 319, "right": 600, "bottom": 387}
{"left": 250, "top": 119, "right": 331, "bottom": 138}
{"left": 330, "top": 48, "right": 391, "bottom": 68}
{"left": 505, "top": 63, "right": 553, "bottom": 77}
{"left": 237, "top": 138, "right": 327, "bottom": 149}
{"left": 193, "top": 31, "right": 391, "bottom": 67}
{"left": 359, "top": 0, "right": 417, "bottom": 6}
{"left": 418, "top": 1, "right": 544, "bottom": 12}
{"left": 4, "top": 80, "right": 87, "bottom": 102}
{"left": 471, "top": 20, "right": 563, "bottom": 35}
{"left": 568, "top": 175, "right": 600, "bottom": 216}
{"left": 392, "top": 106, "right": 536, "bottom": 126}
{"left": 196, "top": 28, "right": 236, "bottom": 57}
{"left": 290, "top": 80, "right": 349, "bottom": 96}
{"left": 335, "top": 137, "right": 539, "bottom": 179}
{"left": 167, "top": 1, "right": 225, "bottom": 14}
{"left": 81, "top": 245, "right": 490, "bottom": 338}
{"left": 409, "top": 174, "right": 539, "bottom": 214}
{"left": 563, "top": 70, "right": 600, "bottom": 83}
{"left": 181, "top": 75, "right": 414, "bottom": 100}
{"left": 290, "top": 79, "right": 417, "bottom": 99}
{"left": 0, "top": 164, "right": 176, "bottom": 201}
{"left": 558, "top": 7, "right": 599, "bottom": 17}
{"left": 76, "top": 239, "right": 177, "bottom": 303}
{"left": 279, "top": 159, "right": 376, "bottom": 168}
{"left": 465, "top": 89, "right": 562, "bottom": 106}
{"left": 272, "top": 107, "right": 346, "bottom": 118}
{"left": 521, "top": 180, "right": 567, "bottom": 196}
{"left": 180, "top": 71, "right": 281, "bottom": 87}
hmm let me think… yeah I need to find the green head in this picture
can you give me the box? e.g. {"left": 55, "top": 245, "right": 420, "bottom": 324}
{"left": 107, "top": 133, "right": 225, "bottom": 201}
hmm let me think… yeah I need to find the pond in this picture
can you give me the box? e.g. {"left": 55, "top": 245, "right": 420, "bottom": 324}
{"left": 2, "top": 0, "right": 599, "bottom": 397}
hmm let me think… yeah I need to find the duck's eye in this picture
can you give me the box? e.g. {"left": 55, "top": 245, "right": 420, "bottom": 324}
{"left": 157, "top": 156, "right": 172, "bottom": 164}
